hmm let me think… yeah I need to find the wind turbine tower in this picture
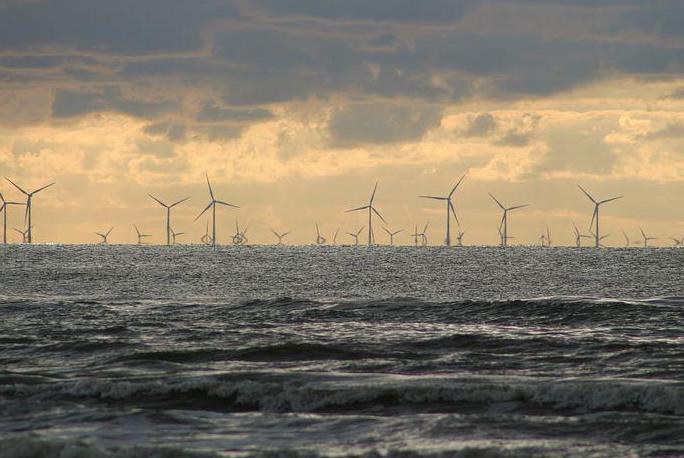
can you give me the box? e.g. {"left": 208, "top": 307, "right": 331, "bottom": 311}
{"left": 640, "top": 227, "right": 658, "bottom": 248}
{"left": 577, "top": 185, "right": 623, "bottom": 248}
{"left": 0, "top": 192, "right": 23, "bottom": 245}
{"left": 383, "top": 227, "right": 403, "bottom": 246}
{"left": 347, "top": 226, "right": 364, "bottom": 246}
{"left": 346, "top": 182, "right": 386, "bottom": 246}
{"left": 5, "top": 178, "right": 55, "bottom": 244}
{"left": 195, "top": 174, "right": 239, "bottom": 246}
{"left": 419, "top": 172, "right": 467, "bottom": 246}
{"left": 148, "top": 194, "right": 189, "bottom": 246}
{"left": 134, "top": 225, "right": 151, "bottom": 244}
{"left": 489, "top": 193, "right": 529, "bottom": 247}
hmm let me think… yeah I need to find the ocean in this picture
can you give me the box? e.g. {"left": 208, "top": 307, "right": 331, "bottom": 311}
{"left": 1, "top": 245, "right": 683, "bottom": 457}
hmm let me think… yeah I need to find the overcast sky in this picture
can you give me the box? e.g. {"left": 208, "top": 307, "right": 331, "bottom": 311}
{"left": 2, "top": 0, "right": 684, "bottom": 245}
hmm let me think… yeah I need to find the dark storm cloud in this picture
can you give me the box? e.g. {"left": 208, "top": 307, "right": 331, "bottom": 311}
{"left": 52, "top": 87, "right": 176, "bottom": 118}
{"left": 329, "top": 103, "right": 442, "bottom": 146}
{"left": 4, "top": 0, "right": 684, "bottom": 137}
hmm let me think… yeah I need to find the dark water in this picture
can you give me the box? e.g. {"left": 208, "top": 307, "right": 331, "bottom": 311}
{"left": 1, "top": 245, "right": 683, "bottom": 457}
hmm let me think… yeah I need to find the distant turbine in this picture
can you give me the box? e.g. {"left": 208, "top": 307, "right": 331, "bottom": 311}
{"left": 170, "top": 226, "right": 185, "bottom": 245}
{"left": 95, "top": 227, "right": 114, "bottom": 244}
{"left": 639, "top": 227, "right": 658, "bottom": 248}
{"left": 346, "top": 182, "right": 386, "bottom": 246}
{"left": 134, "top": 225, "right": 151, "bottom": 245}
{"left": 418, "top": 222, "right": 429, "bottom": 246}
{"left": 347, "top": 226, "right": 364, "bottom": 246}
{"left": 410, "top": 224, "right": 420, "bottom": 247}
{"left": 0, "top": 191, "right": 24, "bottom": 244}
{"left": 315, "top": 223, "right": 326, "bottom": 245}
{"left": 455, "top": 229, "right": 465, "bottom": 247}
{"left": 13, "top": 227, "right": 29, "bottom": 244}
{"left": 5, "top": 178, "right": 55, "bottom": 244}
{"left": 194, "top": 174, "right": 239, "bottom": 246}
{"left": 332, "top": 227, "right": 340, "bottom": 245}
{"left": 573, "top": 222, "right": 591, "bottom": 247}
{"left": 589, "top": 230, "right": 610, "bottom": 248}
{"left": 201, "top": 221, "right": 211, "bottom": 245}
{"left": 232, "top": 219, "right": 248, "bottom": 245}
{"left": 497, "top": 225, "right": 515, "bottom": 247}
{"left": 270, "top": 229, "right": 291, "bottom": 245}
{"left": 489, "top": 193, "right": 529, "bottom": 247}
{"left": 419, "top": 172, "right": 467, "bottom": 246}
{"left": 578, "top": 185, "right": 623, "bottom": 248}
{"left": 539, "top": 230, "right": 547, "bottom": 247}
{"left": 382, "top": 227, "right": 403, "bottom": 246}
{"left": 621, "top": 230, "right": 634, "bottom": 248}
{"left": 148, "top": 194, "right": 189, "bottom": 246}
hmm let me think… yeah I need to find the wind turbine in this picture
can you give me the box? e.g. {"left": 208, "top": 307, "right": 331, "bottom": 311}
{"left": 539, "top": 230, "right": 547, "bottom": 247}
{"left": 410, "top": 224, "right": 420, "bottom": 246}
{"left": 201, "top": 221, "right": 211, "bottom": 245}
{"left": 14, "top": 227, "right": 29, "bottom": 244}
{"left": 419, "top": 172, "right": 467, "bottom": 246}
{"left": 170, "top": 227, "right": 185, "bottom": 245}
{"left": 497, "top": 225, "right": 515, "bottom": 247}
{"left": 346, "top": 182, "right": 386, "bottom": 246}
{"left": 232, "top": 219, "right": 247, "bottom": 245}
{"left": 5, "top": 178, "right": 55, "bottom": 244}
{"left": 622, "top": 230, "right": 631, "bottom": 248}
{"left": 418, "top": 222, "right": 429, "bottom": 246}
{"left": 270, "top": 229, "right": 291, "bottom": 245}
{"left": 148, "top": 194, "right": 189, "bottom": 246}
{"left": 347, "top": 226, "right": 364, "bottom": 246}
{"left": 589, "top": 230, "right": 610, "bottom": 248}
{"left": 489, "top": 193, "right": 529, "bottom": 247}
{"left": 332, "top": 227, "right": 340, "bottom": 245}
{"left": 573, "top": 222, "right": 591, "bottom": 247}
{"left": 315, "top": 223, "right": 326, "bottom": 245}
{"left": 95, "top": 227, "right": 114, "bottom": 244}
{"left": 578, "top": 185, "right": 623, "bottom": 248}
{"left": 0, "top": 191, "right": 24, "bottom": 244}
{"left": 382, "top": 227, "right": 403, "bottom": 246}
{"left": 640, "top": 227, "right": 658, "bottom": 248}
{"left": 194, "top": 174, "right": 239, "bottom": 246}
{"left": 134, "top": 225, "right": 151, "bottom": 245}
{"left": 455, "top": 229, "right": 465, "bottom": 247}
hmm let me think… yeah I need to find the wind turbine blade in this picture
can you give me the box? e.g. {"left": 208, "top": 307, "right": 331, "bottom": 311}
{"left": 423, "top": 222, "right": 430, "bottom": 233}
{"left": 95, "top": 232, "right": 105, "bottom": 238}
{"left": 449, "top": 172, "right": 468, "bottom": 197}
{"left": 394, "top": 229, "right": 403, "bottom": 235}
{"left": 356, "top": 226, "right": 365, "bottom": 236}
{"left": 0, "top": 191, "right": 4, "bottom": 204}
{"left": 383, "top": 227, "right": 391, "bottom": 236}
{"left": 508, "top": 204, "right": 529, "bottom": 211}
{"left": 215, "top": 200, "right": 239, "bottom": 208}
{"left": 205, "top": 173, "right": 214, "bottom": 200}
{"left": 271, "top": 229, "right": 280, "bottom": 238}
{"left": 148, "top": 194, "right": 168, "bottom": 207}
{"left": 371, "top": 206, "right": 386, "bottom": 223}
{"left": 134, "top": 225, "right": 140, "bottom": 236}
{"left": 5, "top": 177, "right": 28, "bottom": 195}
{"left": 32, "top": 182, "right": 55, "bottom": 194}
{"left": 419, "top": 195, "right": 447, "bottom": 200}
{"left": 370, "top": 181, "right": 378, "bottom": 204}
{"left": 449, "top": 201, "right": 460, "bottom": 226}
{"left": 577, "top": 184, "right": 596, "bottom": 204}
{"left": 282, "top": 232, "right": 291, "bottom": 237}
{"left": 194, "top": 202, "right": 213, "bottom": 221}
{"left": 489, "top": 193, "right": 505, "bottom": 210}
{"left": 346, "top": 205, "right": 369, "bottom": 213}
{"left": 170, "top": 197, "right": 190, "bottom": 207}
{"left": 589, "top": 207, "right": 597, "bottom": 231}
{"left": 106, "top": 227, "right": 113, "bottom": 236}
{"left": 640, "top": 227, "right": 646, "bottom": 239}
{"left": 599, "top": 196, "right": 623, "bottom": 205}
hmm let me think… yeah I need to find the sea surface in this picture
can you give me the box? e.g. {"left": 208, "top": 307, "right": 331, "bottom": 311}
{"left": 1, "top": 245, "right": 683, "bottom": 457}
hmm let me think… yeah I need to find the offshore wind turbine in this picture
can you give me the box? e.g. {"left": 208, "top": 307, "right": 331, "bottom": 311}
{"left": 134, "top": 225, "right": 151, "bottom": 245}
{"left": 232, "top": 219, "right": 248, "bottom": 245}
{"left": 170, "top": 227, "right": 185, "bottom": 245}
{"left": 95, "top": 227, "right": 114, "bottom": 244}
{"left": 577, "top": 185, "right": 623, "bottom": 248}
{"left": 195, "top": 174, "right": 239, "bottom": 246}
{"left": 573, "top": 222, "right": 591, "bottom": 247}
{"left": 201, "top": 221, "right": 211, "bottom": 245}
{"left": 315, "top": 223, "right": 326, "bottom": 245}
{"left": 14, "top": 227, "right": 29, "bottom": 244}
{"left": 270, "top": 229, "right": 291, "bottom": 245}
{"left": 589, "top": 230, "right": 610, "bottom": 248}
{"left": 546, "top": 226, "right": 552, "bottom": 247}
{"left": 419, "top": 222, "right": 430, "bottom": 246}
{"left": 148, "top": 194, "right": 189, "bottom": 246}
{"left": 347, "top": 226, "right": 364, "bottom": 246}
{"left": 346, "top": 182, "right": 386, "bottom": 246}
{"left": 410, "top": 224, "right": 420, "bottom": 246}
{"left": 0, "top": 191, "right": 24, "bottom": 244}
{"left": 639, "top": 227, "right": 658, "bottom": 248}
{"left": 419, "top": 172, "right": 467, "bottom": 246}
{"left": 489, "top": 193, "right": 529, "bottom": 247}
{"left": 455, "top": 229, "right": 465, "bottom": 247}
{"left": 5, "top": 178, "right": 55, "bottom": 244}
{"left": 382, "top": 227, "right": 402, "bottom": 246}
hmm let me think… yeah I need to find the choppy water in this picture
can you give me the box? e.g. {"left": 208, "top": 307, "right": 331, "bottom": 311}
{"left": 1, "top": 245, "right": 683, "bottom": 457}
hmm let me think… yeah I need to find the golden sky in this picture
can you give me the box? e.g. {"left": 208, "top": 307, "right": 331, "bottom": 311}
{"left": 2, "top": 0, "right": 684, "bottom": 245}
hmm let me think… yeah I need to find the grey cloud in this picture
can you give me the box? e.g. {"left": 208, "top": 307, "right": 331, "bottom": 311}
{"left": 643, "top": 123, "right": 684, "bottom": 140}
{"left": 329, "top": 102, "right": 442, "bottom": 146}
{"left": 465, "top": 113, "right": 497, "bottom": 137}
{"left": 52, "top": 87, "right": 176, "bottom": 119}
{"left": 144, "top": 122, "right": 188, "bottom": 143}
{"left": 537, "top": 127, "right": 615, "bottom": 173}
{"left": 197, "top": 101, "right": 273, "bottom": 123}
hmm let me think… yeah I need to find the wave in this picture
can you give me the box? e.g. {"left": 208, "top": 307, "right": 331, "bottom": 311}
{"left": 3, "top": 372, "right": 684, "bottom": 416}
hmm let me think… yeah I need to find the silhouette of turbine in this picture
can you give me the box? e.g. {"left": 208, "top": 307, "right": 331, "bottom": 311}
{"left": 195, "top": 174, "right": 238, "bottom": 246}
{"left": 419, "top": 172, "right": 467, "bottom": 246}
{"left": 5, "top": 178, "right": 55, "bottom": 244}
{"left": 577, "top": 185, "right": 622, "bottom": 249}
{"left": 489, "top": 193, "right": 529, "bottom": 247}
{"left": 148, "top": 194, "right": 189, "bottom": 246}
{"left": 346, "top": 182, "right": 386, "bottom": 246}
{"left": 0, "top": 191, "right": 23, "bottom": 245}
{"left": 95, "top": 227, "right": 113, "bottom": 244}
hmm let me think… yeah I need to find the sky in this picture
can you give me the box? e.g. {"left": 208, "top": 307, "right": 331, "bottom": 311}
{"left": 2, "top": 0, "right": 684, "bottom": 246}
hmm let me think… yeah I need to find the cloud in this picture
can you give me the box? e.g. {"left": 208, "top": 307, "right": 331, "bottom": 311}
{"left": 642, "top": 122, "right": 684, "bottom": 140}
{"left": 465, "top": 113, "right": 497, "bottom": 137}
{"left": 328, "top": 102, "right": 442, "bottom": 146}
{"left": 196, "top": 101, "right": 273, "bottom": 123}
{"left": 52, "top": 87, "right": 176, "bottom": 119}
